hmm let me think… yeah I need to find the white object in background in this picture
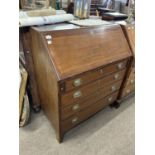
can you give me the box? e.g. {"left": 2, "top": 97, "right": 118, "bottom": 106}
{"left": 34, "top": 23, "right": 80, "bottom": 32}
{"left": 69, "top": 19, "right": 111, "bottom": 26}
{"left": 106, "top": 12, "right": 126, "bottom": 16}
{"left": 56, "top": 10, "right": 66, "bottom": 15}
{"left": 19, "top": 14, "right": 74, "bottom": 27}
{"left": 89, "top": 15, "right": 102, "bottom": 19}
{"left": 19, "top": 9, "right": 65, "bottom": 18}
{"left": 113, "top": 20, "right": 127, "bottom": 25}
{"left": 19, "top": 11, "right": 28, "bottom": 18}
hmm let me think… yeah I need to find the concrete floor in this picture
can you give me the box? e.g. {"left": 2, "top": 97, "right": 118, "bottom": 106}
{"left": 19, "top": 96, "right": 135, "bottom": 155}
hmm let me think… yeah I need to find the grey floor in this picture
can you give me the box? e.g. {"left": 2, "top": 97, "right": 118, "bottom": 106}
{"left": 19, "top": 96, "right": 135, "bottom": 155}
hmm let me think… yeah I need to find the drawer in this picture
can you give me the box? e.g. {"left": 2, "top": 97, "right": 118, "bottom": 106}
{"left": 61, "top": 92, "right": 118, "bottom": 133}
{"left": 99, "top": 69, "right": 126, "bottom": 88}
{"left": 126, "top": 77, "right": 135, "bottom": 86}
{"left": 122, "top": 84, "right": 135, "bottom": 98}
{"left": 63, "top": 59, "right": 128, "bottom": 92}
{"left": 61, "top": 70, "right": 125, "bottom": 107}
{"left": 61, "top": 80, "right": 98, "bottom": 107}
{"left": 61, "top": 89, "right": 119, "bottom": 120}
{"left": 126, "top": 69, "right": 135, "bottom": 86}
{"left": 61, "top": 79, "right": 122, "bottom": 112}
{"left": 99, "top": 80, "right": 123, "bottom": 97}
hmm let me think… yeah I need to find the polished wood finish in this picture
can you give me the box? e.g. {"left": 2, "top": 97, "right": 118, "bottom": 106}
{"left": 30, "top": 24, "right": 132, "bottom": 142}
{"left": 64, "top": 59, "right": 128, "bottom": 92}
{"left": 121, "top": 83, "right": 135, "bottom": 98}
{"left": 61, "top": 70, "right": 125, "bottom": 106}
{"left": 30, "top": 28, "right": 62, "bottom": 141}
{"left": 38, "top": 24, "right": 131, "bottom": 80}
{"left": 122, "top": 25, "right": 135, "bottom": 54}
{"left": 61, "top": 92, "right": 119, "bottom": 133}
{"left": 118, "top": 24, "right": 135, "bottom": 101}
{"left": 61, "top": 82, "right": 122, "bottom": 120}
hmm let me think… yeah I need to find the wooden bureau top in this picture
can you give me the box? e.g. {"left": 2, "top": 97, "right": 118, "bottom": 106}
{"left": 31, "top": 24, "right": 132, "bottom": 80}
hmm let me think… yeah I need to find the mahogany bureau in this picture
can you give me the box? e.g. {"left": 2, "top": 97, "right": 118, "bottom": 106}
{"left": 118, "top": 24, "right": 135, "bottom": 101}
{"left": 30, "top": 23, "right": 132, "bottom": 142}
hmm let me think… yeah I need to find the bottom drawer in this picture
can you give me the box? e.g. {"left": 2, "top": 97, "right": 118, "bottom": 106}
{"left": 61, "top": 92, "right": 118, "bottom": 133}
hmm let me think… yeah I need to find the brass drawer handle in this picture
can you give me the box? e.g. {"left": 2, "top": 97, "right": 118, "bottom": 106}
{"left": 73, "top": 91, "right": 82, "bottom": 98}
{"left": 72, "top": 117, "right": 79, "bottom": 124}
{"left": 117, "top": 63, "right": 124, "bottom": 70}
{"left": 111, "top": 85, "right": 116, "bottom": 92}
{"left": 73, "top": 78, "right": 82, "bottom": 87}
{"left": 114, "top": 73, "right": 119, "bottom": 80}
{"left": 72, "top": 104, "right": 80, "bottom": 111}
{"left": 108, "top": 96, "right": 113, "bottom": 102}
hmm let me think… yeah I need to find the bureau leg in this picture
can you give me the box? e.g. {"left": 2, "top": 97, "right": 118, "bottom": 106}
{"left": 56, "top": 133, "right": 64, "bottom": 143}
{"left": 110, "top": 101, "right": 120, "bottom": 109}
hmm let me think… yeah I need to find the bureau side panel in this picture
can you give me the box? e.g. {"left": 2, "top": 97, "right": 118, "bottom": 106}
{"left": 30, "top": 29, "right": 61, "bottom": 141}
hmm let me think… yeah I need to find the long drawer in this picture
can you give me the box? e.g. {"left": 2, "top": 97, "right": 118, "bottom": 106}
{"left": 62, "top": 59, "right": 128, "bottom": 92}
{"left": 61, "top": 91, "right": 119, "bottom": 120}
{"left": 61, "top": 69, "right": 126, "bottom": 106}
{"left": 61, "top": 92, "right": 119, "bottom": 133}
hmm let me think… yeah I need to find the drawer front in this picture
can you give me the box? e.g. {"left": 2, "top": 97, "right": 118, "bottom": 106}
{"left": 99, "top": 69, "right": 126, "bottom": 88}
{"left": 61, "top": 86, "right": 120, "bottom": 120}
{"left": 126, "top": 67, "right": 135, "bottom": 87}
{"left": 61, "top": 70, "right": 125, "bottom": 107}
{"left": 61, "top": 92, "right": 118, "bottom": 133}
{"left": 126, "top": 77, "right": 135, "bottom": 86}
{"left": 121, "top": 84, "right": 135, "bottom": 98}
{"left": 99, "top": 80, "right": 123, "bottom": 97}
{"left": 61, "top": 80, "right": 98, "bottom": 107}
{"left": 63, "top": 59, "right": 128, "bottom": 92}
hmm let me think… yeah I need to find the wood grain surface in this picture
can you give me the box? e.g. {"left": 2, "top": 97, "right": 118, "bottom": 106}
{"left": 30, "top": 24, "right": 132, "bottom": 142}
{"left": 43, "top": 25, "right": 132, "bottom": 79}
